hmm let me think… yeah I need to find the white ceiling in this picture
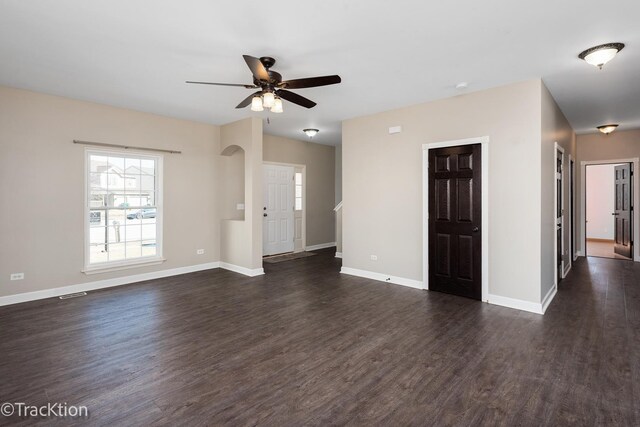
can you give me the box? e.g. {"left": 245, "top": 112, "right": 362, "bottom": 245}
{"left": 1, "top": 1, "right": 639, "bottom": 145}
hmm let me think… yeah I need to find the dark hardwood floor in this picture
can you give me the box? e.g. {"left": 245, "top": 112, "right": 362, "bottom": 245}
{"left": 1, "top": 250, "right": 639, "bottom": 426}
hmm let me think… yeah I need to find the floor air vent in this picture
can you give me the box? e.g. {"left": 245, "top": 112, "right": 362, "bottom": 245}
{"left": 59, "top": 292, "right": 87, "bottom": 300}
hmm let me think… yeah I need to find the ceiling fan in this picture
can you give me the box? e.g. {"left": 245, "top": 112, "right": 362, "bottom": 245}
{"left": 186, "top": 55, "right": 341, "bottom": 112}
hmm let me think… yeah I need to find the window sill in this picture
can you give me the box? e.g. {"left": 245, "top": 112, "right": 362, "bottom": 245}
{"left": 82, "top": 257, "right": 166, "bottom": 275}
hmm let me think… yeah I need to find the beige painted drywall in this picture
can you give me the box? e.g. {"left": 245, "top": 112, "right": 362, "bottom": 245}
{"left": 336, "top": 207, "right": 342, "bottom": 254}
{"left": 343, "top": 79, "right": 545, "bottom": 303}
{"left": 335, "top": 145, "right": 342, "bottom": 205}
{"left": 540, "top": 83, "right": 576, "bottom": 300}
{"left": 219, "top": 148, "right": 245, "bottom": 221}
{"left": 263, "top": 134, "right": 336, "bottom": 247}
{"left": 220, "top": 118, "right": 263, "bottom": 271}
{"left": 0, "top": 86, "right": 220, "bottom": 298}
{"left": 576, "top": 129, "right": 640, "bottom": 259}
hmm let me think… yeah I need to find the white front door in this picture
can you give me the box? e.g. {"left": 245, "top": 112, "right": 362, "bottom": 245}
{"left": 263, "top": 164, "right": 294, "bottom": 256}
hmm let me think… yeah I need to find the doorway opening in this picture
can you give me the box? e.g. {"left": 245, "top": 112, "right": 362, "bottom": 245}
{"left": 585, "top": 163, "right": 633, "bottom": 260}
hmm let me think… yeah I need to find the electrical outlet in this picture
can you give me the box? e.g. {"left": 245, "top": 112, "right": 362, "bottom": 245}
{"left": 370, "top": 255, "right": 378, "bottom": 261}
{"left": 10, "top": 273, "right": 24, "bottom": 281}
{"left": 236, "top": 203, "right": 245, "bottom": 210}
{"left": 196, "top": 249, "right": 205, "bottom": 255}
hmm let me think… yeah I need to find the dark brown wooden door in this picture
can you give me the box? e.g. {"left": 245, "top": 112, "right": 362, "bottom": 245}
{"left": 428, "top": 144, "right": 481, "bottom": 300}
{"left": 614, "top": 164, "right": 632, "bottom": 258}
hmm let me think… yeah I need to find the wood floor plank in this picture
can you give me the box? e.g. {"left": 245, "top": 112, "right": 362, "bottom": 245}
{"left": 0, "top": 251, "right": 639, "bottom": 425}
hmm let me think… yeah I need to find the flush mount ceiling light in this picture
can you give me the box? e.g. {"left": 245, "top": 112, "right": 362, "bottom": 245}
{"left": 597, "top": 124, "right": 618, "bottom": 134}
{"left": 303, "top": 128, "right": 319, "bottom": 138}
{"left": 579, "top": 43, "right": 625, "bottom": 69}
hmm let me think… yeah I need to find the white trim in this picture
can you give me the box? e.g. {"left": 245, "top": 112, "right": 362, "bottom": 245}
{"left": 568, "top": 154, "right": 574, "bottom": 270}
{"left": 219, "top": 262, "right": 264, "bottom": 277}
{"left": 340, "top": 267, "right": 424, "bottom": 290}
{"left": 486, "top": 293, "right": 544, "bottom": 315}
{"left": 554, "top": 143, "right": 565, "bottom": 288}
{"left": 422, "top": 136, "right": 489, "bottom": 301}
{"left": 0, "top": 262, "right": 220, "bottom": 307}
{"left": 334, "top": 201, "right": 343, "bottom": 212}
{"left": 306, "top": 242, "right": 336, "bottom": 251}
{"left": 580, "top": 158, "right": 639, "bottom": 262}
{"left": 335, "top": 252, "right": 343, "bottom": 258}
{"left": 576, "top": 250, "right": 584, "bottom": 257}
{"left": 541, "top": 284, "right": 558, "bottom": 313}
{"left": 264, "top": 161, "right": 307, "bottom": 252}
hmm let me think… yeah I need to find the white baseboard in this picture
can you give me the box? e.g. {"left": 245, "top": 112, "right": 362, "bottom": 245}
{"left": 340, "top": 267, "right": 424, "bottom": 290}
{"left": 219, "top": 262, "right": 264, "bottom": 277}
{"left": 541, "top": 285, "right": 558, "bottom": 314}
{"left": 305, "top": 242, "right": 337, "bottom": 251}
{"left": 335, "top": 252, "right": 343, "bottom": 258}
{"left": 576, "top": 250, "right": 584, "bottom": 257}
{"left": 0, "top": 262, "right": 221, "bottom": 307}
{"left": 486, "top": 293, "right": 544, "bottom": 315}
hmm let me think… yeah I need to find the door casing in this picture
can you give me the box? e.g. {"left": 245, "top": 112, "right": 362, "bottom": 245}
{"left": 422, "top": 136, "right": 489, "bottom": 301}
{"left": 554, "top": 143, "right": 565, "bottom": 285}
{"left": 580, "top": 158, "right": 639, "bottom": 262}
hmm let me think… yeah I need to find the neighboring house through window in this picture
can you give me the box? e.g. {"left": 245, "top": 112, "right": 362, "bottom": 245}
{"left": 86, "top": 150, "right": 162, "bottom": 270}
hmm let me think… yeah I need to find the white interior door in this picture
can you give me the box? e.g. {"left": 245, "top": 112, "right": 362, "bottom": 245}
{"left": 263, "top": 164, "right": 294, "bottom": 256}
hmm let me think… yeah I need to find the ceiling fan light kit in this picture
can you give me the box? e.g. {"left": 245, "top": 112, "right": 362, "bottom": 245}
{"left": 579, "top": 43, "right": 625, "bottom": 69}
{"left": 187, "top": 55, "right": 341, "bottom": 113}
{"left": 597, "top": 124, "right": 618, "bottom": 134}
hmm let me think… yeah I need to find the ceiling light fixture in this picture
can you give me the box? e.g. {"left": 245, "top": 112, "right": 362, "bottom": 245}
{"left": 579, "top": 43, "right": 625, "bottom": 69}
{"left": 251, "top": 95, "right": 264, "bottom": 112}
{"left": 262, "top": 91, "right": 275, "bottom": 108}
{"left": 271, "top": 97, "right": 283, "bottom": 113}
{"left": 597, "top": 124, "right": 618, "bottom": 134}
{"left": 303, "top": 128, "right": 319, "bottom": 138}
{"left": 250, "top": 92, "right": 284, "bottom": 113}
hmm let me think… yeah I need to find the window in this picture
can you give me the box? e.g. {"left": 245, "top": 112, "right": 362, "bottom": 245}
{"left": 85, "top": 150, "right": 162, "bottom": 270}
{"left": 295, "top": 172, "right": 303, "bottom": 211}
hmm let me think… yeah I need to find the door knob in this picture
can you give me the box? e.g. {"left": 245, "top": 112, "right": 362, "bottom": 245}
{"left": 473, "top": 227, "right": 479, "bottom": 232}
{"left": 263, "top": 213, "right": 267, "bottom": 217}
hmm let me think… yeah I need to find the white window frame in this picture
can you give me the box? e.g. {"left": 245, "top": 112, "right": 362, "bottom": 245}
{"left": 83, "top": 148, "right": 164, "bottom": 274}
{"left": 295, "top": 172, "right": 303, "bottom": 211}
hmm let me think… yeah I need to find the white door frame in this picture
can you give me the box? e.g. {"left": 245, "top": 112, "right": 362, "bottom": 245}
{"left": 422, "top": 136, "right": 489, "bottom": 301}
{"left": 569, "top": 154, "right": 578, "bottom": 263}
{"left": 263, "top": 161, "right": 306, "bottom": 252}
{"left": 580, "top": 158, "right": 639, "bottom": 262}
{"left": 554, "top": 143, "right": 565, "bottom": 285}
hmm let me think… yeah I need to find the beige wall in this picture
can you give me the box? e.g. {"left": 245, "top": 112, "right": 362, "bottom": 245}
{"left": 219, "top": 149, "right": 245, "bottom": 221}
{"left": 220, "top": 118, "right": 263, "bottom": 270}
{"left": 263, "top": 134, "right": 336, "bottom": 247}
{"left": 576, "top": 129, "right": 640, "bottom": 260}
{"left": 0, "top": 86, "right": 220, "bottom": 298}
{"left": 343, "top": 80, "right": 545, "bottom": 303}
{"left": 335, "top": 145, "right": 342, "bottom": 204}
{"left": 540, "top": 83, "right": 576, "bottom": 300}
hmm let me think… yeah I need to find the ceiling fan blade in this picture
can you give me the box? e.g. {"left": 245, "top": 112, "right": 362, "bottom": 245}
{"left": 186, "top": 81, "right": 257, "bottom": 88}
{"left": 279, "top": 75, "right": 341, "bottom": 89}
{"left": 236, "top": 91, "right": 263, "bottom": 109}
{"left": 276, "top": 89, "right": 317, "bottom": 109}
{"left": 243, "top": 55, "right": 270, "bottom": 81}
